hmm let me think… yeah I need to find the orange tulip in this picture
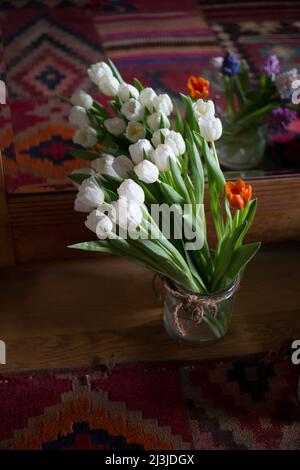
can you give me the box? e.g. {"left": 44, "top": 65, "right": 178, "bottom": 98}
{"left": 187, "top": 76, "right": 210, "bottom": 99}
{"left": 225, "top": 179, "right": 252, "bottom": 210}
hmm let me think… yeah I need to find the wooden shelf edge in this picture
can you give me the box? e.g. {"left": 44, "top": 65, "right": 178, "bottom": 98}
{"left": 3, "top": 174, "right": 300, "bottom": 264}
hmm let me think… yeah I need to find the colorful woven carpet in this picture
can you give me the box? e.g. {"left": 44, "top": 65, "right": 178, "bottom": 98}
{"left": 0, "top": 0, "right": 300, "bottom": 193}
{"left": 0, "top": 354, "right": 299, "bottom": 450}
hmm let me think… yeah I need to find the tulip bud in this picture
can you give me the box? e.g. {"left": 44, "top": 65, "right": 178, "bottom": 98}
{"left": 121, "top": 98, "right": 144, "bottom": 121}
{"left": 193, "top": 99, "right": 215, "bottom": 121}
{"left": 91, "top": 154, "right": 119, "bottom": 178}
{"left": 150, "top": 143, "right": 176, "bottom": 172}
{"left": 151, "top": 128, "right": 171, "bottom": 147}
{"left": 153, "top": 94, "right": 173, "bottom": 116}
{"left": 125, "top": 121, "right": 146, "bottom": 142}
{"left": 117, "top": 179, "right": 145, "bottom": 205}
{"left": 198, "top": 116, "right": 222, "bottom": 142}
{"left": 70, "top": 90, "right": 93, "bottom": 110}
{"left": 88, "top": 62, "right": 113, "bottom": 85}
{"left": 117, "top": 83, "right": 139, "bottom": 101}
{"left": 147, "top": 111, "right": 170, "bottom": 131}
{"left": 69, "top": 106, "right": 89, "bottom": 128}
{"left": 73, "top": 126, "right": 98, "bottom": 148}
{"left": 112, "top": 155, "right": 134, "bottom": 179}
{"left": 134, "top": 160, "right": 159, "bottom": 184}
{"left": 85, "top": 209, "right": 113, "bottom": 239}
{"left": 139, "top": 87, "right": 157, "bottom": 112}
{"left": 129, "top": 139, "right": 153, "bottom": 164}
{"left": 104, "top": 117, "right": 126, "bottom": 136}
{"left": 210, "top": 57, "right": 224, "bottom": 70}
{"left": 164, "top": 131, "right": 186, "bottom": 156}
{"left": 74, "top": 177, "right": 105, "bottom": 212}
{"left": 112, "top": 198, "right": 143, "bottom": 231}
{"left": 98, "top": 75, "right": 119, "bottom": 96}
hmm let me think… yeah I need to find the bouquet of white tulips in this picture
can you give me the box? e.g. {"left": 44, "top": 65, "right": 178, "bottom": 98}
{"left": 66, "top": 60, "right": 260, "bottom": 298}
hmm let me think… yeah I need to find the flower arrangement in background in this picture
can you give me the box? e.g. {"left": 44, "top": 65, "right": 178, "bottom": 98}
{"left": 187, "top": 52, "right": 299, "bottom": 170}
{"left": 209, "top": 52, "right": 299, "bottom": 133}
{"left": 64, "top": 60, "right": 260, "bottom": 344}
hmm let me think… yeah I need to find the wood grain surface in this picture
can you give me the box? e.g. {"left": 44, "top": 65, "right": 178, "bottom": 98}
{"left": 0, "top": 246, "right": 299, "bottom": 372}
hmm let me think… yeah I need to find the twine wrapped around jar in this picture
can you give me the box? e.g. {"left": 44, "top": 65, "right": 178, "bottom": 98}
{"left": 159, "top": 276, "right": 239, "bottom": 338}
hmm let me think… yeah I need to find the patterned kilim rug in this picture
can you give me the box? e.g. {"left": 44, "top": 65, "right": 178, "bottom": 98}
{"left": 0, "top": 0, "right": 220, "bottom": 193}
{"left": 0, "top": 354, "right": 299, "bottom": 450}
{"left": 1, "top": 0, "right": 300, "bottom": 193}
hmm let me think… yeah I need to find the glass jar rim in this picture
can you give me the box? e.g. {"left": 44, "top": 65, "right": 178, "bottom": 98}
{"left": 166, "top": 274, "right": 240, "bottom": 302}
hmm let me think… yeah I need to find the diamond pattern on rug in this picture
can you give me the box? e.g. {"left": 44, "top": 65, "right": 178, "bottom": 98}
{"left": 0, "top": 356, "right": 299, "bottom": 450}
{"left": 0, "top": 366, "right": 191, "bottom": 450}
{"left": 1, "top": 9, "right": 103, "bottom": 99}
{"left": 1, "top": 99, "right": 87, "bottom": 193}
{"left": 1, "top": 1, "right": 300, "bottom": 193}
{"left": 181, "top": 358, "right": 300, "bottom": 450}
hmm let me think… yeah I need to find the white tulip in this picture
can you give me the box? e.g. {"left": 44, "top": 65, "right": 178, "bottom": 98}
{"left": 129, "top": 139, "right": 153, "bottom": 164}
{"left": 134, "top": 160, "right": 159, "bottom": 184}
{"left": 69, "top": 106, "right": 89, "bottom": 128}
{"left": 117, "top": 178, "right": 145, "bottom": 205}
{"left": 151, "top": 128, "right": 171, "bottom": 147}
{"left": 104, "top": 117, "right": 126, "bottom": 136}
{"left": 125, "top": 121, "right": 146, "bottom": 142}
{"left": 85, "top": 209, "right": 113, "bottom": 239}
{"left": 193, "top": 99, "right": 215, "bottom": 122}
{"left": 210, "top": 57, "right": 224, "bottom": 70}
{"left": 164, "top": 131, "right": 186, "bottom": 156}
{"left": 121, "top": 98, "right": 144, "bottom": 121}
{"left": 199, "top": 117, "right": 222, "bottom": 142}
{"left": 91, "top": 154, "right": 119, "bottom": 178}
{"left": 74, "top": 199, "right": 93, "bottom": 213}
{"left": 147, "top": 111, "right": 170, "bottom": 131}
{"left": 112, "top": 155, "right": 134, "bottom": 178}
{"left": 150, "top": 143, "right": 176, "bottom": 172}
{"left": 139, "top": 87, "right": 157, "bottom": 112}
{"left": 70, "top": 90, "right": 93, "bottom": 110}
{"left": 74, "top": 177, "right": 104, "bottom": 212}
{"left": 112, "top": 197, "right": 143, "bottom": 231}
{"left": 88, "top": 62, "right": 112, "bottom": 85}
{"left": 117, "top": 83, "right": 139, "bottom": 101}
{"left": 98, "top": 75, "right": 119, "bottom": 96}
{"left": 73, "top": 126, "right": 98, "bottom": 148}
{"left": 153, "top": 94, "right": 173, "bottom": 116}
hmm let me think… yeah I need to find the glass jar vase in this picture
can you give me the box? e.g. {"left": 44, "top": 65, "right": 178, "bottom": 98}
{"left": 163, "top": 277, "right": 240, "bottom": 346}
{"left": 216, "top": 124, "right": 267, "bottom": 171}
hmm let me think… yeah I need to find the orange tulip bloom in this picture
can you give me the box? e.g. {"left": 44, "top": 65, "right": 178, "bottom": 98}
{"left": 225, "top": 179, "right": 252, "bottom": 210}
{"left": 187, "top": 76, "right": 210, "bottom": 99}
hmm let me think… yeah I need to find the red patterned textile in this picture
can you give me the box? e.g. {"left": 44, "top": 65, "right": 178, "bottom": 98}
{"left": 0, "top": 355, "right": 299, "bottom": 450}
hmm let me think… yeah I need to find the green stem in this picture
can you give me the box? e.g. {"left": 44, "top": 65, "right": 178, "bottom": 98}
{"left": 202, "top": 314, "right": 224, "bottom": 339}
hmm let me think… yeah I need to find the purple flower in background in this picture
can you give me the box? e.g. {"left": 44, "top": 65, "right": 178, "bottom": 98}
{"left": 222, "top": 52, "right": 240, "bottom": 75}
{"left": 263, "top": 55, "right": 280, "bottom": 76}
{"left": 268, "top": 107, "right": 297, "bottom": 132}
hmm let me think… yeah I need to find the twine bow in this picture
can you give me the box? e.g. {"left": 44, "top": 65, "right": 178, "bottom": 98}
{"left": 154, "top": 275, "right": 238, "bottom": 338}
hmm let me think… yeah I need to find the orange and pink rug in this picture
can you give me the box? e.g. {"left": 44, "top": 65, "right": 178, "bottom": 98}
{"left": 0, "top": 353, "right": 299, "bottom": 450}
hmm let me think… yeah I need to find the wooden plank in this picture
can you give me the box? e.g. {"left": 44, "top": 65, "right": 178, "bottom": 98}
{"left": 7, "top": 175, "right": 300, "bottom": 263}
{"left": 0, "top": 152, "right": 14, "bottom": 266}
{"left": 0, "top": 247, "right": 299, "bottom": 372}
